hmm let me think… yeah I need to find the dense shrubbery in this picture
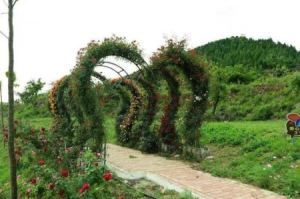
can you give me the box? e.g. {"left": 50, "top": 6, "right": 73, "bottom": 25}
{"left": 206, "top": 72, "right": 300, "bottom": 121}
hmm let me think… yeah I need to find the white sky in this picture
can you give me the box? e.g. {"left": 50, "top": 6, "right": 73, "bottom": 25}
{"left": 0, "top": 0, "right": 300, "bottom": 102}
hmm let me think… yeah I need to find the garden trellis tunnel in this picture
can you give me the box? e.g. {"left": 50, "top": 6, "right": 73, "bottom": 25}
{"left": 49, "top": 36, "right": 209, "bottom": 158}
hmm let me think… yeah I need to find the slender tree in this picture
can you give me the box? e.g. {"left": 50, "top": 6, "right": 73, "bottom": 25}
{"left": 7, "top": 0, "right": 18, "bottom": 198}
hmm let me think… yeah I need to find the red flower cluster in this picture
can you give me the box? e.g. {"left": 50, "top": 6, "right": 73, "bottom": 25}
{"left": 38, "top": 159, "right": 45, "bottom": 166}
{"left": 103, "top": 171, "right": 112, "bottom": 181}
{"left": 60, "top": 168, "right": 69, "bottom": 177}
{"left": 79, "top": 183, "right": 90, "bottom": 194}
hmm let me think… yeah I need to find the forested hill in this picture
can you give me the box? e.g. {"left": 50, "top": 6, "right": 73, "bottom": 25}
{"left": 196, "top": 36, "right": 300, "bottom": 69}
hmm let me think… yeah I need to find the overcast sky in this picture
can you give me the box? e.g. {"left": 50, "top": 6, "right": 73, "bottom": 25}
{"left": 0, "top": 0, "right": 300, "bottom": 102}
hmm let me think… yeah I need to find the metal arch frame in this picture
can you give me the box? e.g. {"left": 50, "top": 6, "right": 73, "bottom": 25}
{"left": 92, "top": 71, "right": 107, "bottom": 84}
{"left": 95, "top": 61, "right": 130, "bottom": 81}
{"left": 97, "top": 59, "right": 152, "bottom": 80}
{"left": 95, "top": 65, "right": 125, "bottom": 80}
{"left": 100, "top": 61, "right": 130, "bottom": 76}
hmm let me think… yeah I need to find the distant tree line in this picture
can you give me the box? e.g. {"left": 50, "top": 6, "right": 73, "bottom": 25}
{"left": 196, "top": 36, "right": 300, "bottom": 69}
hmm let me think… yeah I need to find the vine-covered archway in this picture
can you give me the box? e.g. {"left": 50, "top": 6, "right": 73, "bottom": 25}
{"left": 49, "top": 36, "right": 209, "bottom": 159}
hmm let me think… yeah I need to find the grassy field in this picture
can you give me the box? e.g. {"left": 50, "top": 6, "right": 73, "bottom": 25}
{"left": 1, "top": 118, "right": 299, "bottom": 197}
{"left": 199, "top": 121, "right": 300, "bottom": 198}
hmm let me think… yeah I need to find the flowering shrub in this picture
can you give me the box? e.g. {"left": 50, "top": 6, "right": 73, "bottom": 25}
{"left": 103, "top": 171, "right": 113, "bottom": 181}
{"left": 10, "top": 122, "right": 126, "bottom": 198}
{"left": 79, "top": 183, "right": 90, "bottom": 195}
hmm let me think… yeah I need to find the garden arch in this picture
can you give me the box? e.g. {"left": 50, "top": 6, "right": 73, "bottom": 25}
{"left": 49, "top": 37, "right": 209, "bottom": 159}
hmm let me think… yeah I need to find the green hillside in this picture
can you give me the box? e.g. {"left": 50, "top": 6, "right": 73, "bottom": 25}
{"left": 195, "top": 37, "right": 300, "bottom": 121}
{"left": 196, "top": 36, "right": 300, "bottom": 69}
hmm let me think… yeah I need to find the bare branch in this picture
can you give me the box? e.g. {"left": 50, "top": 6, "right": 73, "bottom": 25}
{"left": 12, "top": 0, "right": 19, "bottom": 7}
{"left": 0, "top": 30, "right": 8, "bottom": 39}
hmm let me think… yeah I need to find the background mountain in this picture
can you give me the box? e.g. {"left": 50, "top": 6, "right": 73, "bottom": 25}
{"left": 195, "top": 36, "right": 300, "bottom": 121}
{"left": 196, "top": 36, "right": 300, "bottom": 69}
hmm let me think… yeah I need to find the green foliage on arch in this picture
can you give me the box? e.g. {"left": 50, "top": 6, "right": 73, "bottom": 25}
{"left": 151, "top": 40, "right": 209, "bottom": 148}
{"left": 49, "top": 36, "right": 209, "bottom": 158}
{"left": 69, "top": 37, "right": 146, "bottom": 151}
{"left": 131, "top": 74, "right": 159, "bottom": 153}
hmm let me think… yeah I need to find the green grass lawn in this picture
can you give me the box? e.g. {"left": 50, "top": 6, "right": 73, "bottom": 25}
{"left": 21, "top": 117, "right": 117, "bottom": 143}
{"left": 23, "top": 117, "right": 53, "bottom": 129}
{"left": 199, "top": 120, "right": 300, "bottom": 198}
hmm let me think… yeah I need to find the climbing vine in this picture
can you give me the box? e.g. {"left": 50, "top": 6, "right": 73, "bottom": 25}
{"left": 70, "top": 36, "right": 146, "bottom": 151}
{"left": 131, "top": 73, "right": 158, "bottom": 152}
{"left": 49, "top": 36, "right": 209, "bottom": 159}
{"left": 157, "top": 68, "right": 180, "bottom": 152}
{"left": 151, "top": 39, "right": 209, "bottom": 150}
{"left": 111, "top": 78, "right": 143, "bottom": 147}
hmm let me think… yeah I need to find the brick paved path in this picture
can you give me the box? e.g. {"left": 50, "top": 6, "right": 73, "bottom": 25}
{"left": 107, "top": 144, "right": 286, "bottom": 199}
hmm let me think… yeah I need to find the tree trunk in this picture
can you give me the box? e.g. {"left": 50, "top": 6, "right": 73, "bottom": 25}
{"left": 8, "top": 0, "right": 17, "bottom": 198}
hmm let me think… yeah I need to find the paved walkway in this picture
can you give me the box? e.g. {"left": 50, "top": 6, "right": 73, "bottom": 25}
{"left": 106, "top": 144, "right": 286, "bottom": 199}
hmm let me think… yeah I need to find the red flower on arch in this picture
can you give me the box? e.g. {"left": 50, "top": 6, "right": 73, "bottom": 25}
{"left": 103, "top": 171, "right": 112, "bottom": 181}
{"left": 60, "top": 168, "right": 69, "bottom": 177}
{"left": 38, "top": 159, "right": 45, "bottom": 166}
{"left": 79, "top": 183, "right": 90, "bottom": 194}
